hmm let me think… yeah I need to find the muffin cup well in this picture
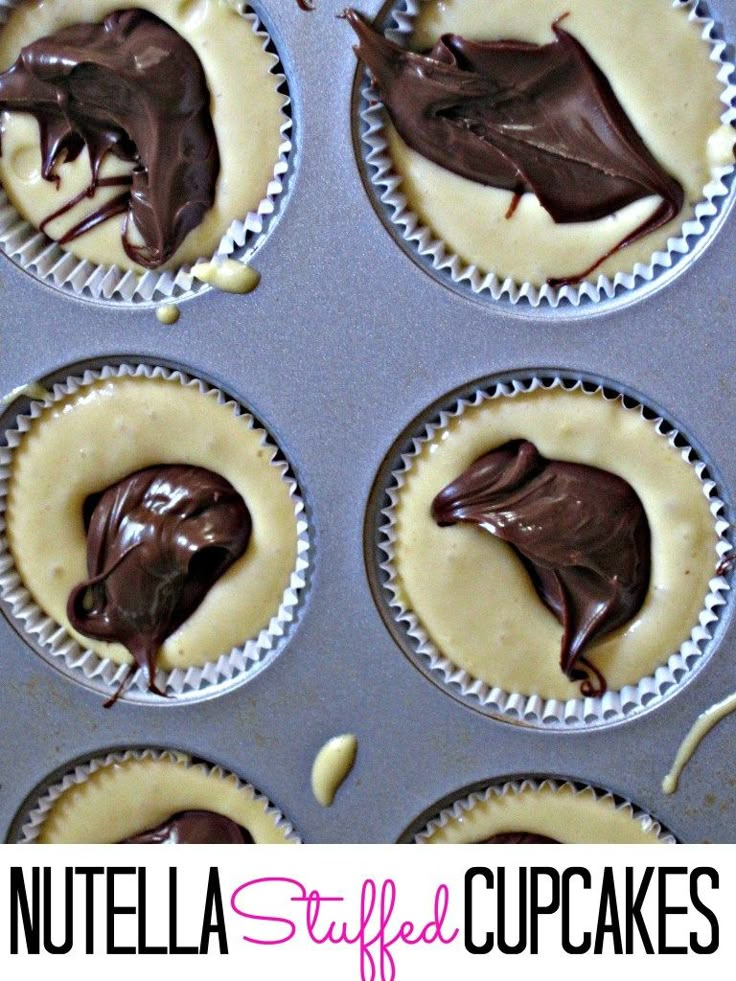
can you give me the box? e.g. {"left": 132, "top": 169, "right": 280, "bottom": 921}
{"left": 378, "top": 374, "right": 730, "bottom": 727}
{"left": 415, "top": 778, "right": 677, "bottom": 844}
{"left": 0, "top": 0, "right": 292, "bottom": 304}
{"left": 0, "top": 362, "right": 311, "bottom": 703}
{"left": 16, "top": 748, "right": 301, "bottom": 843}
{"left": 356, "top": 0, "right": 736, "bottom": 309}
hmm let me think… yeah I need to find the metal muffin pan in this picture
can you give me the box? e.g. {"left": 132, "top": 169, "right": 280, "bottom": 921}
{"left": 1, "top": 0, "right": 735, "bottom": 843}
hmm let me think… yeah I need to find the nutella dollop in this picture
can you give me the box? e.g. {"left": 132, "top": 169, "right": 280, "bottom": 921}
{"left": 68, "top": 465, "right": 251, "bottom": 705}
{"left": 481, "top": 832, "right": 560, "bottom": 844}
{"left": 121, "top": 810, "right": 254, "bottom": 844}
{"left": 432, "top": 440, "right": 651, "bottom": 696}
{"left": 346, "top": 11, "right": 683, "bottom": 284}
{"left": 0, "top": 9, "right": 219, "bottom": 268}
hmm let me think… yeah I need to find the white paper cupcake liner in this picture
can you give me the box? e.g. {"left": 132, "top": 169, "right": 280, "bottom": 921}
{"left": 0, "top": 0, "right": 292, "bottom": 305}
{"left": 378, "top": 374, "right": 731, "bottom": 727}
{"left": 16, "top": 748, "right": 301, "bottom": 843}
{"left": 414, "top": 778, "right": 677, "bottom": 843}
{"left": 0, "top": 362, "right": 311, "bottom": 703}
{"left": 357, "top": 0, "right": 736, "bottom": 308}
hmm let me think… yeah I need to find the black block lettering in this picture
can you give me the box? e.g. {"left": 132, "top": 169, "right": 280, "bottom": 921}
{"left": 464, "top": 867, "right": 494, "bottom": 955}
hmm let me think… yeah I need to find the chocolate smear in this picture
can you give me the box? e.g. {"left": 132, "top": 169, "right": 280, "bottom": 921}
{"left": 432, "top": 440, "right": 651, "bottom": 696}
{"left": 0, "top": 10, "right": 219, "bottom": 268}
{"left": 121, "top": 810, "right": 254, "bottom": 844}
{"left": 346, "top": 10, "right": 684, "bottom": 284}
{"left": 481, "top": 832, "right": 560, "bottom": 844}
{"left": 68, "top": 465, "right": 251, "bottom": 707}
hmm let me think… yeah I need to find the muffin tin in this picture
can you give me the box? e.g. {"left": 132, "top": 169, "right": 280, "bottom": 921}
{"left": 1, "top": 0, "right": 735, "bottom": 844}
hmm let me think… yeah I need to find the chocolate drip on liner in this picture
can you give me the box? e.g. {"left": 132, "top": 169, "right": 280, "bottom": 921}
{"left": 67, "top": 465, "right": 252, "bottom": 707}
{"left": 0, "top": 10, "right": 219, "bottom": 268}
{"left": 716, "top": 550, "right": 736, "bottom": 576}
{"left": 346, "top": 10, "right": 684, "bottom": 285}
{"left": 432, "top": 440, "right": 651, "bottom": 697}
{"left": 121, "top": 810, "right": 254, "bottom": 844}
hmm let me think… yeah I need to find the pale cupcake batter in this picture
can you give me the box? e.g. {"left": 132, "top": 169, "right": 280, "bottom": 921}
{"left": 32, "top": 754, "right": 295, "bottom": 843}
{"left": 382, "top": 0, "right": 733, "bottom": 285}
{"left": 662, "top": 690, "right": 736, "bottom": 795}
{"left": 155, "top": 304, "right": 181, "bottom": 325}
{"left": 392, "top": 387, "right": 717, "bottom": 701}
{"left": 192, "top": 259, "right": 261, "bottom": 294}
{"left": 1, "top": 380, "right": 49, "bottom": 405}
{"left": 420, "top": 782, "right": 668, "bottom": 844}
{"left": 311, "top": 734, "right": 358, "bottom": 807}
{"left": 6, "top": 374, "right": 299, "bottom": 672}
{"left": 0, "top": 0, "right": 285, "bottom": 271}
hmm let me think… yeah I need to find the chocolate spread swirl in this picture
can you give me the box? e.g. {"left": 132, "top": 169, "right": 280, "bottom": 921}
{"left": 121, "top": 810, "right": 254, "bottom": 844}
{"left": 432, "top": 440, "right": 651, "bottom": 696}
{"left": 480, "top": 832, "right": 560, "bottom": 844}
{"left": 346, "top": 10, "right": 684, "bottom": 284}
{"left": 0, "top": 10, "right": 219, "bottom": 268}
{"left": 68, "top": 465, "right": 251, "bottom": 706}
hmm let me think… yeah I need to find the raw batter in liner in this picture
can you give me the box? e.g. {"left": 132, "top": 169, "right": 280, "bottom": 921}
{"left": 31, "top": 754, "right": 296, "bottom": 843}
{"left": 382, "top": 0, "right": 734, "bottom": 285}
{"left": 392, "top": 387, "right": 717, "bottom": 701}
{"left": 420, "top": 782, "right": 669, "bottom": 844}
{"left": 0, "top": 0, "right": 285, "bottom": 271}
{"left": 6, "top": 374, "right": 299, "bottom": 673}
